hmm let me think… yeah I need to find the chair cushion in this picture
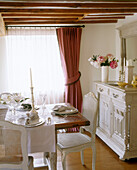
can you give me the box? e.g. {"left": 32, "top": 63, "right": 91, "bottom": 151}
{"left": 57, "top": 133, "right": 91, "bottom": 149}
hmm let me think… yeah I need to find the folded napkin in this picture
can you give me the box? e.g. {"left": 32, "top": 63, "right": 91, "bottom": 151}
{"left": 52, "top": 105, "right": 75, "bottom": 112}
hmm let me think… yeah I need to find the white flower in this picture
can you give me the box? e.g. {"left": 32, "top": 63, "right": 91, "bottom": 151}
{"left": 93, "top": 61, "right": 100, "bottom": 68}
{"left": 88, "top": 57, "right": 92, "bottom": 62}
{"left": 107, "top": 54, "right": 114, "bottom": 62}
{"left": 0, "top": 94, "right": 12, "bottom": 104}
{"left": 90, "top": 61, "right": 94, "bottom": 66}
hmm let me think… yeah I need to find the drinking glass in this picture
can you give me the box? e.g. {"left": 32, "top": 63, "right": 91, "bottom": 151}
{"left": 42, "top": 94, "right": 47, "bottom": 109}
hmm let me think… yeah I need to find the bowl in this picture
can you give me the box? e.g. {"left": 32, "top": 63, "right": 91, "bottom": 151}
{"left": 117, "top": 82, "right": 128, "bottom": 88}
{"left": 131, "top": 80, "right": 137, "bottom": 88}
{"left": 132, "top": 84, "right": 137, "bottom": 88}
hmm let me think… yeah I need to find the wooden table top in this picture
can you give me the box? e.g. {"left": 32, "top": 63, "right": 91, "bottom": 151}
{"left": 51, "top": 112, "right": 90, "bottom": 130}
{"left": 46, "top": 104, "right": 90, "bottom": 130}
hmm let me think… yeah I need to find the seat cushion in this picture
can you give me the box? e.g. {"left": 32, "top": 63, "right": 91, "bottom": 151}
{"left": 57, "top": 133, "right": 91, "bottom": 149}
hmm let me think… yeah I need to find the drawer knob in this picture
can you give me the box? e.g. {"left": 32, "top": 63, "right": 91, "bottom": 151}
{"left": 113, "top": 93, "right": 119, "bottom": 98}
{"left": 99, "top": 88, "right": 103, "bottom": 92}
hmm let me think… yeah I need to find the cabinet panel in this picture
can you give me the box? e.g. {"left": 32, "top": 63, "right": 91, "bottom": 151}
{"left": 112, "top": 99, "right": 126, "bottom": 146}
{"left": 99, "top": 94, "right": 110, "bottom": 135}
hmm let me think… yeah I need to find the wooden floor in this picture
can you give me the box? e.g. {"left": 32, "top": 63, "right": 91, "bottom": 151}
{"left": 34, "top": 136, "right": 137, "bottom": 170}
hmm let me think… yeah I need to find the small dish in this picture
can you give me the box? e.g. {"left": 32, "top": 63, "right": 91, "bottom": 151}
{"left": 117, "top": 82, "right": 128, "bottom": 88}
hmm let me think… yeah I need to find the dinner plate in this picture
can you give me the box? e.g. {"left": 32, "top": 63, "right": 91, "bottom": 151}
{"left": 16, "top": 107, "right": 39, "bottom": 112}
{"left": 25, "top": 118, "right": 45, "bottom": 128}
{"left": 53, "top": 108, "right": 78, "bottom": 115}
{"left": 16, "top": 108, "right": 31, "bottom": 112}
{"left": 13, "top": 117, "right": 45, "bottom": 128}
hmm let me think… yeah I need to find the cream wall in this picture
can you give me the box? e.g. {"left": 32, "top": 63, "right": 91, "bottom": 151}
{"left": 80, "top": 24, "right": 118, "bottom": 96}
{"left": 0, "top": 37, "right": 8, "bottom": 93}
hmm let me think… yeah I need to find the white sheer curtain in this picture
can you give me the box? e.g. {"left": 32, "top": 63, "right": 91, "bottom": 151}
{"left": 6, "top": 27, "right": 65, "bottom": 104}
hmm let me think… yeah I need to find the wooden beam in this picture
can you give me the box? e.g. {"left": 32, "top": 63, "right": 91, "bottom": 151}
{"left": 1, "top": 2, "right": 137, "bottom": 9}
{"left": 82, "top": 16, "right": 125, "bottom": 20}
{"left": 4, "top": 18, "right": 78, "bottom": 22}
{"left": 0, "top": 13, "right": 5, "bottom": 36}
{"left": 5, "top": 20, "right": 117, "bottom": 26}
{"left": 2, "top": 13, "right": 82, "bottom": 18}
{"left": 0, "top": 8, "right": 136, "bottom": 14}
{"left": 87, "top": 13, "right": 134, "bottom": 16}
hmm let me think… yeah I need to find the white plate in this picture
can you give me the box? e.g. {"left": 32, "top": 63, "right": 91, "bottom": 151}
{"left": 13, "top": 117, "right": 46, "bottom": 128}
{"left": 25, "top": 118, "right": 45, "bottom": 127}
{"left": 54, "top": 108, "right": 78, "bottom": 115}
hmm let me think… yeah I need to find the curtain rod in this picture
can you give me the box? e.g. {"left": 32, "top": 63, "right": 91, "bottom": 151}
{"left": 5, "top": 25, "right": 85, "bottom": 29}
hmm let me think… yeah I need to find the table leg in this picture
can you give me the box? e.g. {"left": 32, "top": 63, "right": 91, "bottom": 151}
{"left": 44, "top": 131, "right": 57, "bottom": 170}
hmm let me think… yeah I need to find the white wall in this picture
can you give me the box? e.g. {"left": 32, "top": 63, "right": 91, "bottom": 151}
{"left": 0, "top": 37, "right": 8, "bottom": 93}
{"left": 80, "top": 24, "right": 118, "bottom": 96}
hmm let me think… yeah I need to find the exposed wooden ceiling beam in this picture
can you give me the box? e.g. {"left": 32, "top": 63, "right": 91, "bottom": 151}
{"left": 2, "top": 13, "right": 83, "bottom": 18}
{"left": 1, "top": 1, "right": 137, "bottom": 26}
{"left": 87, "top": 13, "right": 133, "bottom": 16}
{"left": 0, "top": 8, "right": 136, "bottom": 14}
{"left": 82, "top": 16, "right": 125, "bottom": 20}
{"left": 4, "top": 18, "right": 78, "bottom": 22}
{"left": 1, "top": 2, "right": 137, "bottom": 8}
{"left": 5, "top": 20, "right": 118, "bottom": 26}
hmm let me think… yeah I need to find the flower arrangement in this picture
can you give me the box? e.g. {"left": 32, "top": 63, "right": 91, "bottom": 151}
{"left": 0, "top": 93, "right": 29, "bottom": 105}
{"left": 88, "top": 54, "right": 118, "bottom": 69}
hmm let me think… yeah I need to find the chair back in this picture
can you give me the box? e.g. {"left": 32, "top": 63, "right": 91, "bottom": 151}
{"left": 0, "top": 120, "right": 28, "bottom": 169}
{"left": 82, "top": 92, "right": 98, "bottom": 134}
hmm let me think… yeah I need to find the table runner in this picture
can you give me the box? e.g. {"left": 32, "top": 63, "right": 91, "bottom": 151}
{"left": 1, "top": 109, "right": 55, "bottom": 154}
{"left": 27, "top": 122, "right": 55, "bottom": 153}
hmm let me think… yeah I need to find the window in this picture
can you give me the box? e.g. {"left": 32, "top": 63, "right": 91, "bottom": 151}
{"left": 6, "top": 27, "right": 65, "bottom": 104}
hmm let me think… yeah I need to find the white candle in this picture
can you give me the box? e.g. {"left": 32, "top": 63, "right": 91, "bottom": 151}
{"left": 30, "top": 68, "right": 33, "bottom": 87}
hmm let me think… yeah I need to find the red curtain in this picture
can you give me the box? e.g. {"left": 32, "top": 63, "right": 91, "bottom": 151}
{"left": 56, "top": 27, "right": 82, "bottom": 113}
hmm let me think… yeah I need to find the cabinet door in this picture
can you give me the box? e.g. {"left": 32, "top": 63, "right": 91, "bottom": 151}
{"left": 99, "top": 94, "right": 111, "bottom": 135}
{"left": 111, "top": 99, "right": 126, "bottom": 146}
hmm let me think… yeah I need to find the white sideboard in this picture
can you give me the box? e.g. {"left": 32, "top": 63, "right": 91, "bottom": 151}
{"left": 95, "top": 82, "right": 137, "bottom": 160}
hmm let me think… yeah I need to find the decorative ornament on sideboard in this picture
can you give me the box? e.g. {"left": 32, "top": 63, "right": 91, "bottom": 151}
{"left": 88, "top": 54, "right": 118, "bottom": 83}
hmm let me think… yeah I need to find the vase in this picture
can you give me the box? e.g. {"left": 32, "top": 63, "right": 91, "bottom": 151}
{"left": 101, "top": 66, "right": 109, "bottom": 83}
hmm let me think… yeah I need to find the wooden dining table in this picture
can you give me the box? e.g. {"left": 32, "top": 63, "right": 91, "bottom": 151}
{"left": 44, "top": 104, "right": 90, "bottom": 170}
{"left": 0, "top": 104, "right": 90, "bottom": 170}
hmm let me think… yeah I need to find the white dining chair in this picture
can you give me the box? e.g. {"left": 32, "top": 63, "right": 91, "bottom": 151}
{"left": 0, "top": 120, "right": 34, "bottom": 170}
{"left": 57, "top": 92, "right": 98, "bottom": 170}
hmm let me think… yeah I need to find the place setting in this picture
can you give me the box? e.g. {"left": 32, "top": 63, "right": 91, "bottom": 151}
{"left": 1, "top": 69, "right": 50, "bottom": 128}
{"left": 51, "top": 104, "right": 79, "bottom": 116}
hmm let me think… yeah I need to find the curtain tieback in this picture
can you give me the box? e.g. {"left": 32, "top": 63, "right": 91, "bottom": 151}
{"left": 65, "top": 71, "right": 81, "bottom": 86}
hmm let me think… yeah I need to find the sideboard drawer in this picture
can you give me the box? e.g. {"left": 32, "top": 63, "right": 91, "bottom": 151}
{"left": 110, "top": 89, "right": 125, "bottom": 101}
{"left": 96, "top": 84, "right": 109, "bottom": 95}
